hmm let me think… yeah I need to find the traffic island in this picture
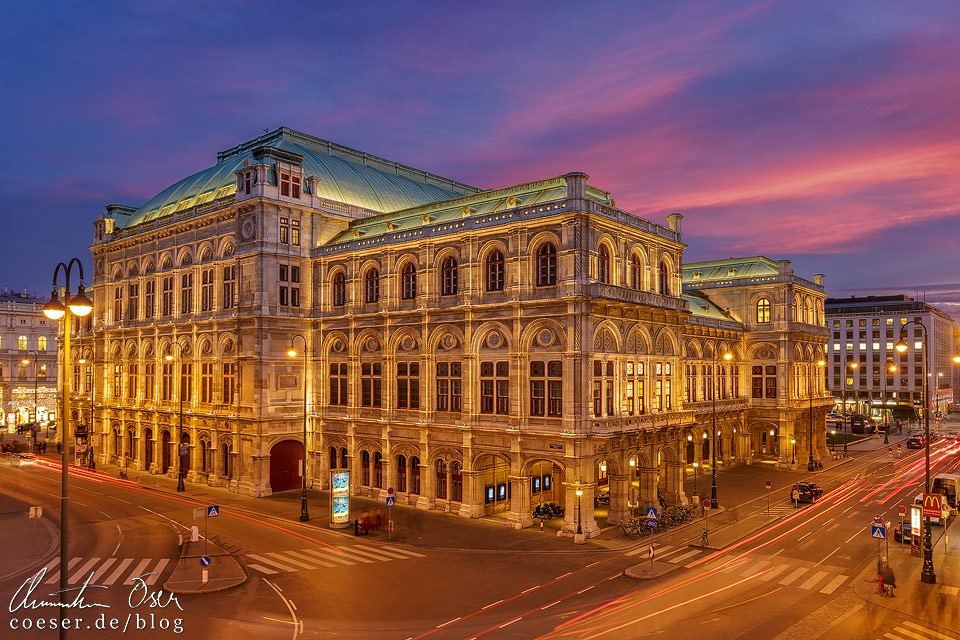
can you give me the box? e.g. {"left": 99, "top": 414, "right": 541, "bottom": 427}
{"left": 163, "top": 539, "right": 247, "bottom": 595}
{"left": 625, "top": 559, "right": 680, "bottom": 580}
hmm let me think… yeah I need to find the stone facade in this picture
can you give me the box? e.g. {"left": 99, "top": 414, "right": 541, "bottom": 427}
{"left": 78, "top": 127, "right": 832, "bottom": 536}
{"left": 1, "top": 288, "right": 59, "bottom": 428}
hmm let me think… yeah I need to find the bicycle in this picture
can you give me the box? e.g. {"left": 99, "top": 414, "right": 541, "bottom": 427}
{"left": 697, "top": 527, "right": 709, "bottom": 547}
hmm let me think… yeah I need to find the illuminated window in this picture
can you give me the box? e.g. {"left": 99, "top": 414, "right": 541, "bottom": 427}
{"left": 38, "top": 336, "right": 47, "bottom": 351}
{"left": 598, "top": 245, "right": 610, "bottom": 284}
{"left": 756, "top": 298, "right": 771, "bottom": 323}
{"left": 18, "top": 335, "right": 27, "bottom": 350}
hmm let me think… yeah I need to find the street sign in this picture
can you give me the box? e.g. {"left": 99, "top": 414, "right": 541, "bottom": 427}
{"left": 702, "top": 499, "right": 711, "bottom": 510}
{"left": 28, "top": 506, "right": 42, "bottom": 518}
{"left": 385, "top": 496, "right": 396, "bottom": 507}
{"left": 648, "top": 545, "right": 655, "bottom": 559}
{"left": 647, "top": 519, "right": 656, "bottom": 528}
{"left": 387, "top": 487, "right": 394, "bottom": 495}
{"left": 207, "top": 505, "right": 220, "bottom": 518}
{"left": 200, "top": 556, "right": 211, "bottom": 567}
{"left": 193, "top": 507, "right": 205, "bottom": 519}
{"left": 873, "top": 514, "right": 883, "bottom": 525}
{"left": 791, "top": 484, "right": 799, "bottom": 491}
{"left": 764, "top": 480, "right": 772, "bottom": 489}
{"left": 179, "top": 443, "right": 188, "bottom": 457}
{"left": 645, "top": 507, "right": 658, "bottom": 520}
{"left": 898, "top": 505, "right": 907, "bottom": 517}
{"left": 871, "top": 525, "right": 886, "bottom": 540}
{"left": 923, "top": 493, "right": 943, "bottom": 518}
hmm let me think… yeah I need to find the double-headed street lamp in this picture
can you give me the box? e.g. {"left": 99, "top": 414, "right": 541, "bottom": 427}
{"left": 843, "top": 356, "right": 857, "bottom": 458}
{"left": 808, "top": 357, "right": 825, "bottom": 472}
{"left": 78, "top": 345, "right": 95, "bottom": 468}
{"left": 164, "top": 344, "right": 187, "bottom": 492}
{"left": 711, "top": 349, "right": 733, "bottom": 507}
{"left": 42, "top": 258, "right": 93, "bottom": 640}
{"left": 895, "top": 320, "right": 935, "bottom": 584}
{"left": 287, "top": 335, "right": 310, "bottom": 522}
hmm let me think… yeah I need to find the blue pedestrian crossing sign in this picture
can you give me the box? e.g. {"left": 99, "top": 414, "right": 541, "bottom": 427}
{"left": 385, "top": 496, "right": 396, "bottom": 507}
{"left": 871, "top": 525, "right": 886, "bottom": 540}
{"left": 207, "top": 505, "right": 220, "bottom": 518}
{"left": 645, "top": 507, "right": 658, "bottom": 520}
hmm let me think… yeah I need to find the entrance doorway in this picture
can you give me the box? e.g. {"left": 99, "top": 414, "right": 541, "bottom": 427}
{"left": 270, "top": 440, "right": 304, "bottom": 493}
{"left": 477, "top": 454, "right": 510, "bottom": 516}
{"left": 161, "top": 431, "right": 171, "bottom": 473}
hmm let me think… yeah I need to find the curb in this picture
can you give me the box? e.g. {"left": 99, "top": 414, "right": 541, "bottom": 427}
{"left": 163, "top": 540, "right": 247, "bottom": 595}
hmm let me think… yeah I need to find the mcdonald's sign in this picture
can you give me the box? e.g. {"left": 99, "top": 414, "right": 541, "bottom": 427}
{"left": 923, "top": 493, "right": 943, "bottom": 518}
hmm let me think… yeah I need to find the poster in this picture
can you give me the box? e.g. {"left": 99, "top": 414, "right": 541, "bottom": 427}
{"left": 331, "top": 470, "right": 350, "bottom": 525}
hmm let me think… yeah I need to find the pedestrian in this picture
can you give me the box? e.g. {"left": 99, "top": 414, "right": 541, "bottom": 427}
{"left": 56, "top": 442, "right": 62, "bottom": 454}
{"left": 881, "top": 563, "right": 897, "bottom": 597}
{"left": 42, "top": 442, "right": 47, "bottom": 454}
{"left": 877, "top": 556, "right": 886, "bottom": 594}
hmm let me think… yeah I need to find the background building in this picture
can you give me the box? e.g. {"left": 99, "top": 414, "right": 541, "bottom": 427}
{"left": 824, "top": 295, "right": 957, "bottom": 421}
{"left": 79, "top": 127, "right": 831, "bottom": 536}
{"left": 0, "top": 287, "right": 59, "bottom": 430}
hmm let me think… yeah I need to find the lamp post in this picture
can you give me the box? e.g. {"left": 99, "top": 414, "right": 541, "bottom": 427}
{"left": 42, "top": 258, "right": 93, "bottom": 640}
{"left": 790, "top": 438, "right": 796, "bottom": 466}
{"left": 575, "top": 484, "right": 583, "bottom": 536}
{"left": 711, "top": 349, "right": 732, "bottom": 507}
{"left": 883, "top": 364, "right": 896, "bottom": 445}
{"left": 896, "top": 320, "right": 935, "bottom": 584}
{"left": 164, "top": 344, "right": 187, "bottom": 492}
{"left": 843, "top": 357, "right": 857, "bottom": 458}
{"left": 78, "top": 345, "right": 95, "bottom": 468}
{"left": 287, "top": 335, "right": 310, "bottom": 522}
{"left": 808, "top": 357, "right": 825, "bottom": 472}
{"left": 830, "top": 429, "right": 836, "bottom": 452}
{"left": 692, "top": 462, "right": 698, "bottom": 496}
{"left": 21, "top": 351, "right": 40, "bottom": 439}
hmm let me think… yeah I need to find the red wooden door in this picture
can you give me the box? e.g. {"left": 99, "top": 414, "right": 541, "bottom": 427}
{"left": 270, "top": 440, "right": 303, "bottom": 493}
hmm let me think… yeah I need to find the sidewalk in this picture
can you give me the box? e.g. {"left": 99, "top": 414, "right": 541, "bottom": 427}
{"left": 0, "top": 488, "right": 58, "bottom": 583}
{"left": 163, "top": 538, "right": 247, "bottom": 595}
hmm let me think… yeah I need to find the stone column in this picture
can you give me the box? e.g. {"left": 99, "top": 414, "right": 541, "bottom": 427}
{"left": 639, "top": 467, "right": 658, "bottom": 511}
{"left": 506, "top": 475, "right": 533, "bottom": 529}
{"left": 606, "top": 473, "right": 630, "bottom": 525}
{"left": 458, "top": 470, "right": 484, "bottom": 518}
{"left": 378, "top": 460, "right": 392, "bottom": 501}
{"left": 560, "top": 482, "right": 600, "bottom": 538}
{"left": 416, "top": 464, "right": 433, "bottom": 510}
{"left": 664, "top": 462, "right": 687, "bottom": 506}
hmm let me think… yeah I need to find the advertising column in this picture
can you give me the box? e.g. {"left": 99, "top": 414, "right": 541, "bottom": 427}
{"left": 330, "top": 470, "right": 351, "bottom": 529}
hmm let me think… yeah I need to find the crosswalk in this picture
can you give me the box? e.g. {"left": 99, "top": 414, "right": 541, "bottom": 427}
{"left": 882, "top": 619, "right": 959, "bottom": 640}
{"left": 245, "top": 543, "right": 426, "bottom": 575}
{"left": 36, "top": 557, "right": 172, "bottom": 586}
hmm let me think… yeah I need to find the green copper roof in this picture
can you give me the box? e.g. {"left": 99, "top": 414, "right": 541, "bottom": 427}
{"left": 682, "top": 291, "right": 736, "bottom": 322}
{"left": 681, "top": 256, "right": 781, "bottom": 283}
{"left": 120, "top": 127, "right": 480, "bottom": 229}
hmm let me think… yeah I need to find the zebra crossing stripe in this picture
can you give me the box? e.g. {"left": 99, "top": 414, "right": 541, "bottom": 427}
{"left": 627, "top": 544, "right": 674, "bottom": 557}
{"left": 311, "top": 547, "right": 374, "bottom": 564}
{"left": 91, "top": 558, "right": 117, "bottom": 583}
{"left": 758, "top": 565, "right": 789, "bottom": 581}
{"left": 382, "top": 544, "right": 427, "bottom": 558}
{"left": 103, "top": 558, "right": 134, "bottom": 585}
{"left": 668, "top": 550, "right": 701, "bottom": 564}
{"left": 738, "top": 560, "right": 771, "bottom": 577}
{"left": 248, "top": 554, "right": 298, "bottom": 572}
{"left": 144, "top": 559, "right": 169, "bottom": 585}
{"left": 263, "top": 552, "right": 320, "bottom": 570}
{"left": 247, "top": 563, "right": 278, "bottom": 575}
{"left": 354, "top": 544, "right": 415, "bottom": 560}
{"left": 69, "top": 558, "right": 102, "bottom": 584}
{"left": 819, "top": 574, "right": 848, "bottom": 595}
{"left": 778, "top": 568, "right": 807, "bottom": 586}
{"left": 721, "top": 558, "right": 751, "bottom": 573}
{"left": 336, "top": 546, "right": 395, "bottom": 562}
{"left": 798, "top": 570, "right": 829, "bottom": 590}
{"left": 299, "top": 548, "right": 357, "bottom": 566}
{"left": 903, "top": 620, "right": 960, "bottom": 640}
{"left": 45, "top": 558, "right": 81, "bottom": 584}
{"left": 124, "top": 559, "right": 152, "bottom": 585}
{"left": 284, "top": 551, "right": 337, "bottom": 568}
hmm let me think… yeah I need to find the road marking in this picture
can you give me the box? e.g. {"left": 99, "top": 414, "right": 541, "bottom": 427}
{"left": 285, "top": 550, "right": 336, "bottom": 568}
{"left": 299, "top": 548, "right": 355, "bottom": 566}
{"left": 68, "top": 557, "right": 101, "bottom": 584}
{"left": 758, "top": 565, "right": 789, "bottom": 582}
{"left": 627, "top": 544, "right": 673, "bottom": 557}
{"left": 112, "top": 524, "right": 123, "bottom": 556}
{"left": 668, "top": 550, "right": 701, "bottom": 564}
{"left": 248, "top": 554, "right": 298, "bottom": 572}
{"left": 314, "top": 547, "right": 373, "bottom": 564}
{"left": 498, "top": 617, "right": 522, "bottom": 629}
{"left": 739, "top": 560, "right": 771, "bottom": 577}
{"left": 265, "top": 551, "right": 324, "bottom": 570}
{"left": 263, "top": 579, "right": 299, "bottom": 640}
{"left": 482, "top": 600, "right": 503, "bottom": 610}
{"left": 799, "top": 570, "right": 829, "bottom": 590}
{"left": 354, "top": 544, "right": 415, "bottom": 560}
{"left": 44, "top": 557, "right": 81, "bottom": 584}
{"left": 779, "top": 567, "right": 808, "bottom": 586}
{"left": 798, "top": 532, "right": 813, "bottom": 541}
{"left": 942, "top": 586, "right": 960, "bottom": 596}
{"left": 247, "top": 563, "right": 278, "bottom": 575}
{"left": 819, "top": 575, "right": 848, "bottom": 594}
{"left": 124, "top": 559, "right": 152, "bottom": 585}
{"left": 540, "top": 600, "right": 561, "bottom": 610}
{"left": 382, "top": 544, "right": 427, "bottom": 558}
{"left": 556, "top": 572, "right": 572, "bottom": 579}
{"left": 103, "top": 558, "right": 133, "bottom": 585}
{"left": 902, "top": 620, "right": 959, "bottom": 639}
{"left": 721, "top": 559, "right": 751, "bottom": 574}
{"left": 844, "top": 526, "right": 866, "bottom": 544}
{"left": 436, "top": 617, "right": 461, "bottom": 629}
{"left": 816, "top": 546, "right": 841, "bottom": 567}
{"left": 144, "top": 559, "right": 169, "bottom": 585}
{"left": 889, "top": 628, "right": 931, "bottom": 640}
{"left": 577, "top": 586, "right": 594, "bottom": 594}
{"left": 336, "top": 546, "right": 394, "bottom": 562}
{"left": 521, "top": 585, "right": 539, "bottom": 594}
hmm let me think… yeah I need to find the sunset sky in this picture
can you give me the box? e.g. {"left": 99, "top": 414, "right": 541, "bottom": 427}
{"left": 2, "top": 1, "right": 958, "bottom": 315}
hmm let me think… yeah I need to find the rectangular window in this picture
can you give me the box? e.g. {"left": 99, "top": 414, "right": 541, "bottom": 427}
{"left": 161, "top": 362, "right": 173, "bottom": 401}
{"left": 127, "top": 363, "right": 138, "bottom": 400}
{"left": 329, "top": 362, "right": 347, "bottom": 406}
{"left": 752, "top": 365, "right": 763, "bottom": 398}
{"left": 114, "top": 286, "right": 122, "bottom": 322}
{"left": 361, "top": 362, "right": 382, "bottom": 407}
{"left": 161, "top": 276, "right": 174, "bottom": 316}
{"left": 765, "top": 365, "right": 777, "bottom": 398}
{"left": 732, "top": 366, "right": 739, "bottom": 398}
{"left": 85, "top": 364, "right": 93, "bottom": 394}
{"left": 291, "top": 219, "right": 300, "bottom": 245}
{"left": 222, "top": 362, "right": 236, "bottom": 405}
{"left": 480, "top": 361, "right": 509, "bottom": 414}
{"left": 200, "top": 362, "right": 214, "bottom": 403}
{"left": 436, "top": 362, "right": 462, "bottom": 412}
{"left": 396, "top": 362, "right": 420, "bottom": 409}
{"left": 180, "top": 363, "right": 193, "bottom": 404}
{"left": 127, "top": 283, "right": 139, "bottom": 320}
{"left": 113, "top": 364, "right": 122, "bottom": 399}
{"left": 200, "top": 269, "right": 214, "bottom": 312}
{"left": 222, "top": 266, "right": 235, "bottom": 309}
{"left": 279, "top": 217, "right": 289, "bottom": 243}
{"left": 280, "top": 174, "right": 290, "bottom": 197}
{"left": 145, "top": 280, "right": 155, "bottom": 318}
{"left": 144, "top": 363, "right": 155, "bottom": 401}
{"left": 530, "top": 361, "right": 545, "bottom": 416}
{"left": 181, "top": 272, "right": 193, "bottom": 315}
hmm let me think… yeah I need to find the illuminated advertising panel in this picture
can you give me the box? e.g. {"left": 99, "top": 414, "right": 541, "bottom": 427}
{"left": 331, "top": 470, "right": 350, "bottom": 526}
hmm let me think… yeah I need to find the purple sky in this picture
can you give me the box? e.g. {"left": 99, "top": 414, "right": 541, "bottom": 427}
{"left": 2, "top": 2, "right": 959, "bottom": 317}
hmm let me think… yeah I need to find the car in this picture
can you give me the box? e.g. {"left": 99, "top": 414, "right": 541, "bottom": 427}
{"left": 907, "top": 435, "right": 925, "bottom": 449}
{"left": 893, "top": 523, "right": 914, "bottom": 544}
{"left": 795, "top": 482, "right": 823, "bottom": 503}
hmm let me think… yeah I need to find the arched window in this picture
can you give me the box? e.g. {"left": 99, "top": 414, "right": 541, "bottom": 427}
{"left": 536, "top": 243, "right": 557, "bottom": 286}
{"left": 361, "top": 450, "right": 370, "bottom": 486}
{"left": 630, "top": 255, "right": 642, "bottom": 290}
{"left": 486, "top": 250, "right": 504, "bottom": 291}
{"left": 701, "top": 438, "right": 709, "bottom": 461}
{"left": 756, "top": 298, "right": 771, "bottom": 323}
{"left": 451, "top": 461, "right": 462, "bottom": 502}
{"left": 373, "top": 452, "right": 383, "bottom": 488}
{"left": 397, "top": 454, "right": 407, "bottom": 492}
{"left": 332, "top": 272, "right": 346, "bottom": 307}
{"left": 329, "top": 446, "right": 338, "bottom": 470}
{"left": 38, "top": 336, "right": 47, "bottom": 351}
{"left": 364, "top": 268, "right": 380, "bottom": 303}
{"left": 410, "top": 456, "right": 421, "bottom": 495}
{"left": 598, "top": 245, "right": 610, "bottom": 284}
{"left": 658, "top": 260, "right": 669, "bottom": 295}
{"left": 340, "top": 447, "right": 348, "bottom": 469}
{"left": 221, "top": 442, "right": 231, "bottom": 479}
{"left": 441, "top": 257, "right": 458, "bottom": 296}
{"left": 436, "top": 459, "right": 447, "bottom": 499}
{"left": 401, "top": 263, "right": 417, "bottom": 300}
{"left": 200, "top": 440, "right": 209, "bottom": 473}
{"left": 18, "top": 335, "right": 27, "bottom": 351}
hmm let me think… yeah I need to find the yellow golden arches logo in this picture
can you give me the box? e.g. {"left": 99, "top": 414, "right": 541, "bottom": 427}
{"left": 923, "top": 493, "right": 942, "bottom": 509}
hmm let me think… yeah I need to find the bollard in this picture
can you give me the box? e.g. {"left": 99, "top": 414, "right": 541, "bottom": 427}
{"left": 201, "top": 569, "right": 208, "bottom": 585}
{"left": 540, "top": 517, "right": 544, "bottom": 533}
{"left": 191, "top": 525, "right": 199, "bottom": 542}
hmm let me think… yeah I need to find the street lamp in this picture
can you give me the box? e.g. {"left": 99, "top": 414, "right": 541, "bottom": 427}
{"left": 287, "top": 335, "right": 310, "bottom": 522}
{"left": 575, "top": 484, "right": 583, "bottom": 535}
{"left": 78, "top": 345, "right": 95, "bottom": 468}
{"left": 843, "top": 356, "right": 857, "bottom": 458}
{"left": 164, "top": 344, "right": 187, "bottom": 492}
{"left": 692, "top": 462, "right": 698, "bottom": 496}
{"left": 42, "top": 257, "right": 93, "bottom": 640}
{"left": 790, "top": 438, "right": 796, "bottom": 466}
{"left": 883, "top": 364, "right": 896, "bottom": 445}
{"left": 808, "top": 358, "right": 825, "bottom": 472}
{"left": 830, "top": 429, "right": 836, "bottom": 452}
{"left": 896, "top": 320, "right": 935, "bottom": 584}
{"left": 21, "top": 351, "right": 41, "bottom": 440}
{"left": 711, "top": 349, "right": 733, "bottom": 508}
